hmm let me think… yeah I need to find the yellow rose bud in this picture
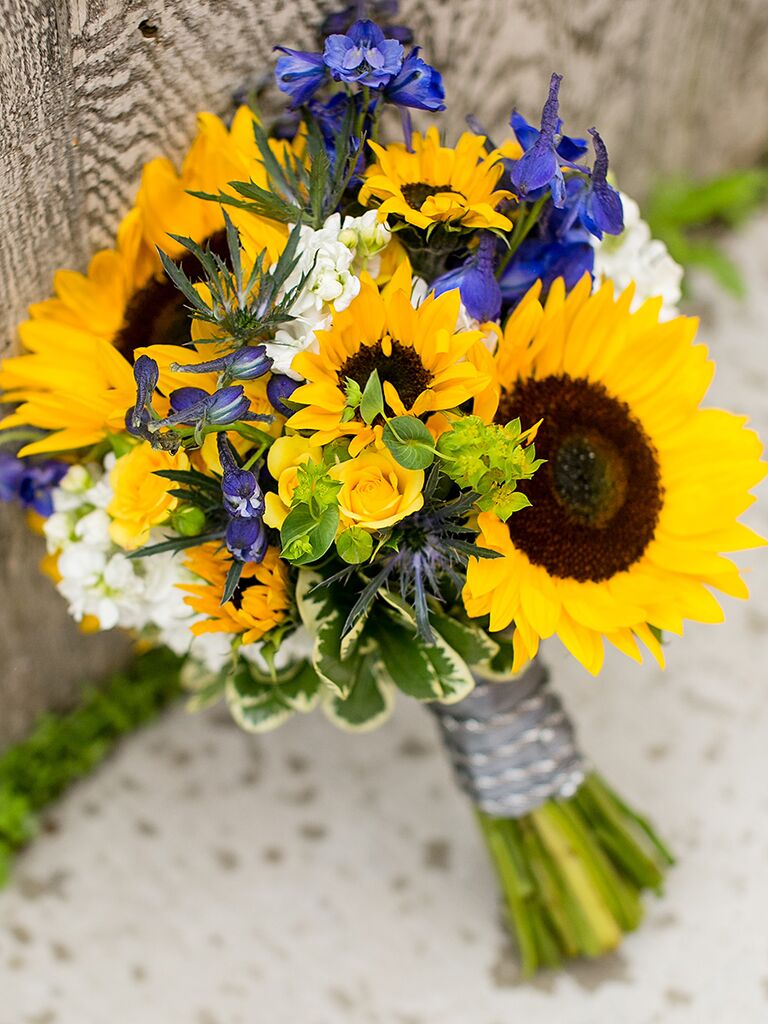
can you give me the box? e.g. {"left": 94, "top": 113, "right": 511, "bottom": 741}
{"left": 329, "top": 449, "right": 423, "bottom": 531}
{"left": 108, "top": 446, "right": 189, "bottom": 550}
{"left": 263, "top": 434, "right": 323, "bottom": 529}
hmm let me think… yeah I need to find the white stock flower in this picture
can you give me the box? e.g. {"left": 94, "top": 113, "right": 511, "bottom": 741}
{"left": 45, "top": 456, "right": 200, "bottom": 650}
{"left": 266, "top": 213, "right": 391, "bottom": 378}
{"left": 592, "top": 193, "right": 683, "bottom": 321}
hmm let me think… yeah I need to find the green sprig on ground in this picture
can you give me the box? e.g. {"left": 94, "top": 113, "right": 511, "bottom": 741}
{"left": 0, "top": 647, "right": 184, "bottom": 885}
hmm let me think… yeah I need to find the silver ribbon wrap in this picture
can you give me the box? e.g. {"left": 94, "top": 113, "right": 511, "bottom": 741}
{"left": 431, "top": 659, "right": 586, "bottom": 818}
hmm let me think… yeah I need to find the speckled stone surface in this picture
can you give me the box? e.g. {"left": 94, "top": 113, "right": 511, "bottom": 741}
{"left": 1, "top": 219, "right": 767, "bottom": 1024}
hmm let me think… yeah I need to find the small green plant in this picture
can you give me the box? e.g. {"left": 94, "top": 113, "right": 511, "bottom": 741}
{"left": 646, "top": 168, "right": 768, "bottom": 297}
{"left": 0, "top": 647, "right": 183, "bottom": 885}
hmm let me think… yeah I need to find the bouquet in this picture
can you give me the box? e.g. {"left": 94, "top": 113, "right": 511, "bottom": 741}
{"left": 1, "top": 1, "right": 764, "bottom": 975}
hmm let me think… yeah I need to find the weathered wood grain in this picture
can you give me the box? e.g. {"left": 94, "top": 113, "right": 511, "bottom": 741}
{"left": 2, "top": 0, "right": 768, "bottom": 743}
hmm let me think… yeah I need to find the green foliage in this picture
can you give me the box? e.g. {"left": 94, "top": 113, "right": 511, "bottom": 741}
{"left": 437, "top": 416, "right": 542, "bottom": 520}
{"left": 194, "top": 107, "right": 363, "bottom": 230}
{"left": 280, "top": 460, "right": 342, "bottom": 565}
{"left": 225, "top": 657, "right": 322, "bottom": 733}
{"left": 159, "top": 213, "right": 305, "bottom": 347}
{"left": 382, "top": 416, "right": 437, "bottom": 470}
{"left": 336, "top": 526, "right": 374, "bottom": 564}
{"left": 296, "top": 571, "right": 498, "bottom": 731}
{"left": 0, "top": 648, "right": 184, "bottom": 886}
{"left": 359, "top": 369, "right": 385, "bottom": 425}
{"left": 645, "top": 169, "right": 768, "bottom": 297}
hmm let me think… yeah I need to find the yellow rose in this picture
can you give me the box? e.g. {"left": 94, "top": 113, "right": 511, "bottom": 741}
{"left": 329, "top": 449, "right": 423, "bottom": 531}
{"left": 108, "top": 445, "right": 189, "bottom": 550}
{"left": 263, "top": 434, "right": 323, "bottom": 529}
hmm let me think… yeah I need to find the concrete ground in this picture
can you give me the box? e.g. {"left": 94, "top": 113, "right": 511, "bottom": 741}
{"left": 1, "top": 218, "right": 767, "bottom": 1024}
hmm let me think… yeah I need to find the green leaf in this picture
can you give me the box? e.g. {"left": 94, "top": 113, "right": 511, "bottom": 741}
{"left": 296, "top": 572, "right": 364, "bottom": 699}
{"left": 359, "top": 369, "right": 384, "bottom": 425}
{"left": 126, "top": 530, "right": 225, "bottom": 559}
{"left": 336, "top": 526, "right": 373, "bottom": 565}
{"left": 225, "top": 657, "right": 321, "bottom": 733}
{"left": 382, "top": 416, "right": 435, "bottom": 470}
{"left": 429, "top": 608, "right": 500, "bottom": 668}
{"left": 281, "top": 503, "right": 339, "bottom": 565}
{"left": 322, "top": 645, "right": 394, "bottom": 731}
{"left": 373, "top": 612, "right": 475, "bottom": 704}
{"left": 221, "top": 560, "right": 244, "bottom": 605}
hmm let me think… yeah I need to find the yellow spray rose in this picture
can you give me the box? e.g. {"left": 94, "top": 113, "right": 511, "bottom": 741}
{"left": 108, "top": 445, "right": 189, "bottom": 550}
{"left": 329, "top": 449, "right": 424, "bottom": 531}
{"left": 263, "top": 434, "right": 323, "bottom": 529}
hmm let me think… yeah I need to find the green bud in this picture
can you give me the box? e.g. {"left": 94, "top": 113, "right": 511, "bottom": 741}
{"left": 170, "top": 505, "right": 207, "bottom": 537}
{"left": 336, "top": 526, "right": 374, "bottom": 564}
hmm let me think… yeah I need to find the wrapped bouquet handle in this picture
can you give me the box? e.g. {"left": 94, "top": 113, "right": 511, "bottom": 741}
{"left": 431, "top": 659, "right": 674, "bottom": 974}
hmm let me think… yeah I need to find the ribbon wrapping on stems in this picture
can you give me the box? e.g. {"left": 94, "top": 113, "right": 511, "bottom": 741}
{"left": 430, "top": 660, "right": 586, "bottom": 817}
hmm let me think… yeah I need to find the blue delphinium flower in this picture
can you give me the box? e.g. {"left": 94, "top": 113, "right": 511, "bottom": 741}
{"left": 275, "top": 47, "right": 328, "bottom": 107}
{"left": 499, "top": 177, "right": 595, "bottom": 305}
{"left": 499, "top": 234, "right": 595, "bottom": 306}
{"left": 0, "top": 451, "right": 24, "bottom": 502}
{"left": 226, "top": 516, "right": 268, "bottom": 564}
{"left": 324, "top": 20, "right": 404, "bottom": 89}
{"left": 431, "top": 234, "right": 502, "bottom": 321}
{"left": 267, "top": 374, "right": 302, "bottom": 417}
{"left": 170, "top": 346, "right": 272, "bottom": 386}
{"left": 383, "top": 47, "right": 445, "bottom": 111}
{"left": 0, "top": 452, "right": 67, "bottom": 517}
{"left": 217, "top": 435, "right": 265, "bottom": 520}
{"left": 576, "top": 128, "right": 624, "bottom": 239}
{"left": 510, "top": 73, "right": 587, "bottom": 207}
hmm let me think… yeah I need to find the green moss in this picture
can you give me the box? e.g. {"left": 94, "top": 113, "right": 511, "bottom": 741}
{"left": 0, "top": 647, "right": 183, "bottom": 885}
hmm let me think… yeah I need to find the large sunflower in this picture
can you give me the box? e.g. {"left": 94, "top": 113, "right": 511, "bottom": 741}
{"left": 0, "top": 108, "right": 287, "bottom": 456}
{"left": 286, "top": 262, "right": 491, "bottom": 453}
{"left": 463, "top": 275, "right": 766, "bottom": 674}
{"left": 359, "top": 127, "right": 513, "bottom": 232}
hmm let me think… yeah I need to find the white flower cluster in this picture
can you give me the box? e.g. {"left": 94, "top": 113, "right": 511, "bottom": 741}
{"left": 267, "top": 210, "right": 391, "bottom": 378}
{"left": 592, "top": 193, "right": 683, "bottom": 320}
{"left": 43, "top": 459, "right": 226, "bottom": 671}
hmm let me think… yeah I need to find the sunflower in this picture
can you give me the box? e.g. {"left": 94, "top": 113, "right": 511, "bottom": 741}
{"left": 463, "top": 274, "right": 766, "bottom": 675}
{"left": 286, "top": 262, "right": 491, "bottom": 453}
{"left": 359, "top": 127, "right": 513, "bottom": 232}
{"left": 0, "top": 108, "right": 289, "bottom": 456}
{"left": 181, "top": 543, "right": 290, "bottom": 645}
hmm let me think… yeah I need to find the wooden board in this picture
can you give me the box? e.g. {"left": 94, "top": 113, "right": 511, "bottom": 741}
{"left": 1, "top": 0, "right": 768, "bottom": 742}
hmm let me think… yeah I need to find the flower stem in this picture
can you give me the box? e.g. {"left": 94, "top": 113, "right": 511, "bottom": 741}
{"left": 477, "top": 771, "right": 673, "bottom": 974}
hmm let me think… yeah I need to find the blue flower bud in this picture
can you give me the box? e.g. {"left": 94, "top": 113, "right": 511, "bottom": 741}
{"left": 217, "top": 434, "right": 265, "bottom": 519}
{"left": 206, "top": 386, "right": 253, "bottom": 425}
{"left": 170, "top": 387, "right": 209, "bottom": 413}
{"left": 130, "top": 354, "right": 159, "bottom": 429}
{"left": 275, "top": 47, "right": 327, "bottom": 107}
{"left": 171, "top": 346, "right": 273, "bottom": 385}
{"left": 226, "top": 516, "right": 268, "bottom": 564}
{"left": 384, "top": 47, "right": 445, "bottom": 111}
{"left": 267, "top": 374, "right": 302, "bottom": 417}
{"left": 578, "top": 128, "right": 624, "bottom": 239}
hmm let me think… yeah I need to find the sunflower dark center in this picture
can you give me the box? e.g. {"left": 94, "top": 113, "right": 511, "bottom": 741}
{"left": 496, "top": 374, "right": 663, "bottom": 582}
{"left": 339, "top": 339, "right": 433, "bottom": 411}
{"left": 401, "top": 182, "right": 459, "bottom": 210}
{"left": 113, "top": 228, "right": 228, "bottom": 358}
